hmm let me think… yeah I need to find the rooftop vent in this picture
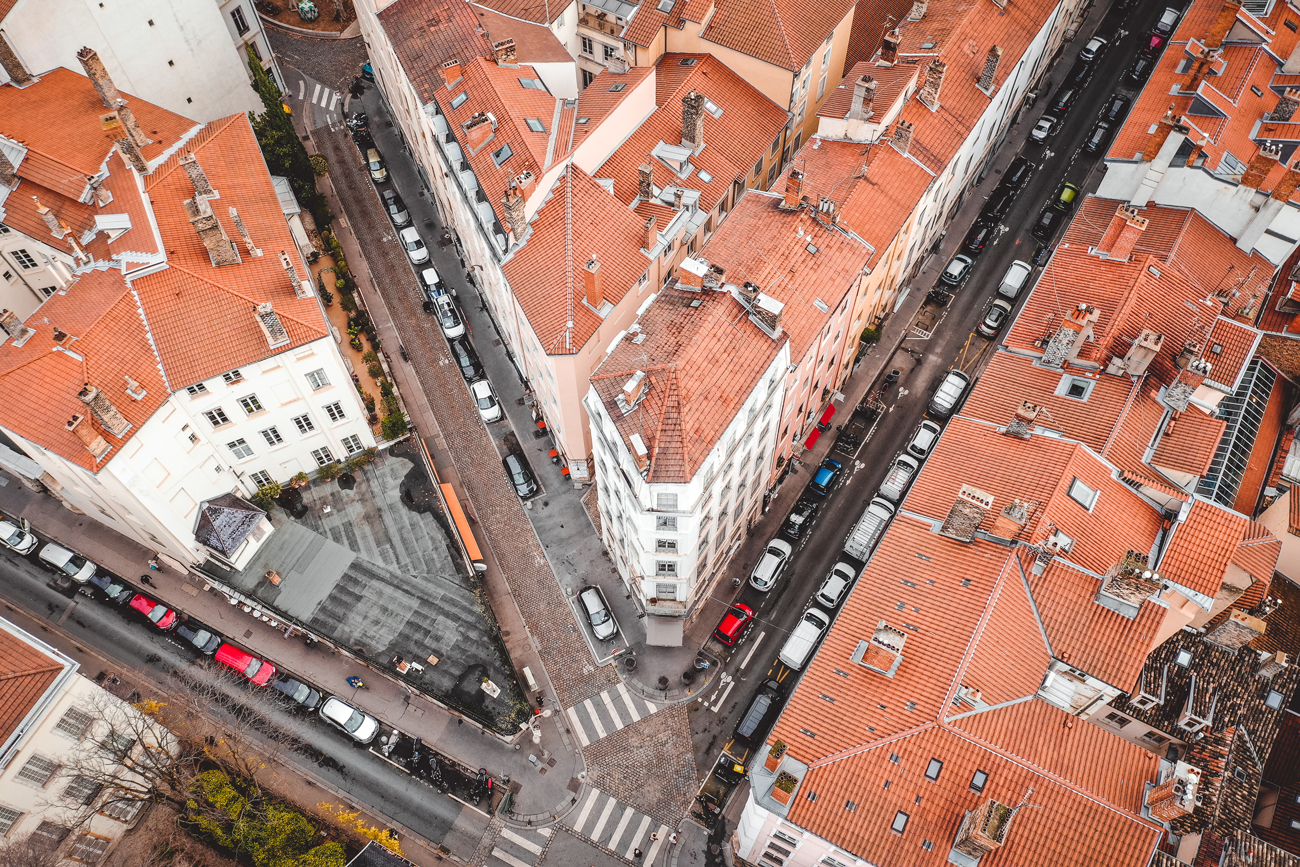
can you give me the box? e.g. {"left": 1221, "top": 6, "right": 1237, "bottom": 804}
{"left": 851, "top": 621, "right": 907, "bottom": 677}
{"left": 939, "top": 485, "right": 994, "bottom": 542}
{"left": 254, "top": 302, "right": 290, "bottom": 349}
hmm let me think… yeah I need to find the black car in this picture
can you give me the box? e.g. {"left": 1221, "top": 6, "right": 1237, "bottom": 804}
{"left": 380, "top": 189, "right": 410, "bottom": 227}
{"left": 449, "top": 336, "right": 482, "bottom": 381}
{"left": 503, "top": 453, "right": 538, "bottom": 499}
{"left": 1128, "top": 53, "right": 1156, "bottom": 84}
{"left": 1101, "top": 94, "right": 1131, "bottom": 124}
{"left": 1032, "top": 243, "right": 1054, "bottom": 267}
{"left": 734, "top": 679, "right": 782, "bottom": 743}
{"left": 1084, "top": 120, "right": 1114, "bottom": 154}
{"left": 175, "top": 620, "right": 221, "bottom": 655}
{"left": 1030, "top": 207, "right": 1065, "bottom": 243}
{"left": 89, "top": 571, "right": 131, "bottom": 603}
{"left": 981, "top": 188, "right": 1017, "bottom": 221}
{"left": 963, "top": 222, "right": 996, "bottom": 255}
{"left": 998, "top": 156, "right": 1033, "bottom": 191}
{"left": 273, "top": 676, "right": 323, "bottom": 711}
{"left": 781, "top": 497, "right": 821, "bottom": 539}
{"left": 1061, "top": 60, "right": 1092, "bottom": 89}
{"left": 1049, "top": 87, "right": 1078, "bottom": 114}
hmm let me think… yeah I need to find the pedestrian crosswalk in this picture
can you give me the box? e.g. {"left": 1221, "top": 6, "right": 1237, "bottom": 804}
{"left": 294, "top": 77, "right": 346, "bottom": 114}
{"left": 564, "top": 683, "right": 663, "bottom": 747}
{"left": 567, "top": 787, "right": 670, "bottom": 863}
{"left": 485, "top": 825, "right": 550, "bottom": 867}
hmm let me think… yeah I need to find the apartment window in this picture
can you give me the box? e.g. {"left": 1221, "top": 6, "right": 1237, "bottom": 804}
{"left": 342, "top": 434, "right": 364, "bottom": 455}
{"left": 292, "top": 414, "right": 315, "bottom": 435}
{"left": 526, "top": 118, "right": 546, "bottom": 133}
{"left": 581, "top": 70, "right": 595, "bottom": 88}
{"left": 100, "top": 797, "right": 143, "bottom": 823}
{"left": 68, "top": 832, "right": 111, "bottom": 863}
{"left": 1142, "top": 731, "right": 1169, "bottom": 746}
{"left": 187, "top": 432, "right": 199, "bottom": 445}
{"left": 821, "top": 47, "right": 832, "bottom": 70}
{"left": 581, "top": 35, "right": 594, "bottom": 55}
{"left": 37, "top": 285, "right": 56, "bottom": 298}
{"left": 656, "top": 561, "right": 678, "bottom": 576}
{"left": 1104, "top": 712, "right": 1130, "bottom": 728}
{"left": 655, "top": 539, "right": 678, "bottom": 553}
{"left": 204, "top": 407, "right": 230, "bottom": 427}
{"left": 656, "top": 493, "right": 678, "bottom": 511}
{"left": 32, "top": 822, "right": 69, "bottom": 846}
{"left": 16, "top": 755, "right": 59, "bottom": 786}
{"left": 970, "top": 770, "right": 988, "bottom": 792}
{"left": 227, "top": 439, "right": 254, "bottom": 460}
{"left": 656, "top": 516, "right": 677, "bottom": 531}
{"left": 0, "top": 806, "right": 21, "bottom": 836}
{"left": 492, "top": 143, "right": 513, "bottom": 167}
{"left": 249, "top": 470, "right": 273, "bottom": 488}
{"left": 11, "top": 249, "right": 37, "bottom": 269}
{"left": 237, "top": 394, "right": 263, "bottom": 415}
{"left": 260, "top": 427, "right": 283, "bottom": 447}
{"left": 925, "top": 759, "right": 942, "bottom": 781}
{"left": 186, "top": 383, "right": 208, "bottom": 397}
{"left": 231, "top": 5, "right": 250, "bottom": 34}
{"left": 450, "top": 92, "right": 468, "bottom": 109}
{"left": 249, "top": 40, "right": 262, "bottom": 61}
{"left": 655, "top": 582, "right": 677, "bottom": 599}
{"left": 222, "top": 369, "right": 244, "bottom": 385}
{"left": 100, "top": 731, "right": 134, "bottom": 758}
{"left": 1067, "top": 478, "right": 1098, "bottom": 510}
{"left": 604, "top": 44, "right": 618, "bottom": 60}
{"left": 891, "top": 811, "right": 909, "bottom": 833}
{"left": 817, "top": 74, "right": 827, "bottom": 100}
{"left": 54, "top": 707, "right": 93, "bottom": 738}
{"left": 324, "top": 401, "right": 346, "bottom": 422}
{"left": 305, "top": 368, "right": 330, "bottom": 390}
{"left": 65, "top": 776, "right": 103, "bottom": 806}
{"left": 1175, "top": 649, "right": 1194, "bottom": 667}
{"left": 311, "top": 447, "right": 334, "bottom": 467}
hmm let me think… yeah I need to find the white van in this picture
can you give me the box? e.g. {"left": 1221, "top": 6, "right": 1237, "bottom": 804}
{"left": 778, "top": 608, "right": 831, "bottom": 671}
{"left": 997, "top": 260, "right": 1032, "bottom": 300}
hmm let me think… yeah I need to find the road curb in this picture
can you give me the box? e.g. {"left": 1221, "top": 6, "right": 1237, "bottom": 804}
{"left": 258, "top": 11, "right": 354, "bottom": 40}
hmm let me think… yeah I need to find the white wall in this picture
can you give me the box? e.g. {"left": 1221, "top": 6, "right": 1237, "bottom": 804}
{"left": 0, "top": 224, "right": 75, "bottom": 320}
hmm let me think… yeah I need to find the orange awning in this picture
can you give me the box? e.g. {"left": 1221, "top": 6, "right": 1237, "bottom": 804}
{"left": 440, "top": 483, "right": 482, "bottom": 562}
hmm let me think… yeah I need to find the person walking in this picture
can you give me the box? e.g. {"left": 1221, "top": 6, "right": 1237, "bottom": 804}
{"left": 139, "top": 573, "right": 156, "bottom": 588}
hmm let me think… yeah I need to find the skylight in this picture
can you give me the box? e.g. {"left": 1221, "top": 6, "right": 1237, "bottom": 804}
{"left": 657, "top": 0, "right": 674, "bottom": 11}
{"left": 526, "top": 118, "right": 546, "bottom": 132}
{"left": 609, "top": 83, "right": 626, "bottom": 92}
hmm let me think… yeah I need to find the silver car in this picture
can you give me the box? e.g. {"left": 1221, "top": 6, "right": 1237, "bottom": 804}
{"left": 38, "top": 542, "right": 96, "bottom": 583}
{"left": 0, "top": 519, "right": 36, "bottom": 555}
{"left": 579, "top": 586, "right": 616, "bottom": 640}
{"left": 319, "top": 696, "right": 379, "bottom": 744}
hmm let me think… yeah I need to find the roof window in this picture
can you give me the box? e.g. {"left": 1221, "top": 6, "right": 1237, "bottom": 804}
{"left": 698, "top": 169, "right": 713, "bottom": 183}
{"left": 704, "top": 97, "right": 723, "bottom": 118}
{"left": 806, "top": 243, "right": 818, "bottom": 255}
{"left": 577, "top": 117, "right": 590, "bottom": 124}
{"left": 609, "top": 83, "right": 626, "bottom": 92}
{"left": 526, "top": 118, "right": 546, "bottom": 132}
{"left": 891, "top": 812, "right": 909, "bottom": 834}
{"left": 680, "top": 57, "right": 697, "bottom": 66}
{"left": 1068, "top": 477, "right": 1098, "bottom": 510}
{"left": 519, "top": 78, "right": 546, "bottom": 90}
{"left": 492, "top": 144, "right": 513, "bottom": 167}
{"left": 925, "top": 759, "right": 942, "bottom": 781}
{"left": 450, "top": 92, "right": 468, "bottom": 109}
{"left": 657, "top": 0, "right": 673, "bottom": 11}
{"left": 1267, "top": 690, "right": 1285, "bottom": 709}
{"left": 1175, "top": 649, "right": 1194, "bottom": 667}
{"left": 970, "top": 770, "right": 988, "bottom": 792}
{"left": 1055, "top": 374, "right": 1094, "bottom": 401}
{"left": 845, "top": 800, "right": 856, "bottom": 812}
{"left": 921, "top": 40, "right": 936, "bottom": 48}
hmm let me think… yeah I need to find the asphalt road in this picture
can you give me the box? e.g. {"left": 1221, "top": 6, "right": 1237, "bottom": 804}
{"left": 687, "top": 0, "right": 1183, "bottom": 776}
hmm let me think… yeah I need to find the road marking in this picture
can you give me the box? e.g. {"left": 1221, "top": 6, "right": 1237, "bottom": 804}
{"left": 572, "top": 787, "right": 600, "bottom": 833}
{"left": 537, "top": 827, "right": 553, "bottom": 837}
{"left": 500, "top": 828, "right": 543, "bottom": 855}
{"left": 583, "top": 697, "right": 607, "bottom": 739}
{"left": 297, "top": 79, "right": 305, "bottom": 100}
{"left": 606, "top": 806, "right": 635, "bottom": 851}
{"left": 710, "top": 676, "right": 736, "bottom": 713}
{"left": 600, "top": 689, "right": 624, "bottom": 731}
{"left": 489, "top": 847, "right": 533, "bottom": 867}
{"left": 330, "top": 91, "right": 342, "bottom": 111}
{"left": 589, "top": 794, "right": 617, "bottom": 840}
{"left": 344, "top": 93, "right": 351, "bottom": 113}
{"left": 645, "top": 825, "right": 671, "bottom": 864}
{"left": 624, "top": 815, "right": 653, "bottom": 859}
{"left": 644, "top": 697, "right": 656, "bottom": 716}
{"left": 311, "top": 83, "right": 321, "bottom": 105}
{"left": 568, "top": 706, "right": 591, "bottom": 747}
{"left": 617, "top": 682, "right": 642, "bottom": 722}
{"left": 739, "top": 631, "right": 765, "bottom": 669}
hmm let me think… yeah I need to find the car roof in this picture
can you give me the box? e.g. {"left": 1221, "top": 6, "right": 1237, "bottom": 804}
{"left": 400, "top": 227, "right": 419, "bottom": 240}
{"left": 470, "top": 380, "right": 491, "bottom": 396}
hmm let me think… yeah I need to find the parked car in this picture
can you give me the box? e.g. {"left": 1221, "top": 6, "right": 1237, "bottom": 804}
{"left": 432, "top": 293, "right": 465, "bottom": 339}
{"left": 38, "top": 542, "right": 95, "bottom": 583}
{"left": 1032, "top": 243, "right": 1054, "bottom": 267}
{"left": 175, "top": 620, "right": 221, "bottom": 654}
{"left": 928, "top": 369, "right": 972, "bottom": 419}
{"left": 503, "top": 453, "right": 538, "bottom": 499}
{"left": 274, "top": 676, "right": 323, "bottom": 710}
{"left": 939, "top": 254, "right": 973, "bottom": 287}
{"left": 578, "top": 585, "right": 616, "bottom": 640}
{"left": 1061, "top": 60, "right": 1092, "bottom": 89}
{"left": 1154, "top": 6, "right": 1180, "bottom": 35}
{"left": 714, "top": 604, "right": 755, "bottom": 646}
{"left": 215, "top": 643, "right": 276, "bottom": 686}
{"left": 130, "top": 593, "right": 177, "bottom": 630}
{"left": 814, "top": 562, "right": 857, "bottom": 609}
{"left": 89, "top": 571, "right": 131, "bottom": 603}
{"left": 1029, "top": 115, "right": 1059, "bottom": 144}
{"left": 982, "top": 188, "right": 1017, "bottom": 221}
{"left": 1128, "top": 52, "right": 1157, "bottom": 84}
{"left": 1031, "top": 206, "right": 1066, "bottom": 242}
{"left": 879, "top": 454, "right": 920, "bottom": 502}
{"left": 809, "top": 458, "right": 842, "bottom": 495}
{"left": 778, "top": 608, "right": 831, "bottom": 671}
{"left": 1048, "top": 87, "right": 1078, "bottom": 115}
{"left": 963, "top": 221, "right": 996, "bottom": 255}
{"left": 0, "top": 519, "right": 36, "bottom": 554}
{"left": 1080, "top": 35, "right": 1107, "bottom": 62}
{"left": 380, "top": 188, "right": 409, "bottom": 226}
{"left": 906, "top": 420, "right": 942, "bottom": 459}
{"left": 781, "top": 496, "right": 821, "bottom": 540}
{"left": 1052, "top": 182, "right": 1082, "bottom": 212}
{"left": 1142, "top": 32, "right": 1169, "bottom": 55}
{"left": 977, "top": 299, "right": 1015, "bottom": 338}
{"left": 734, "top": 680, "right": 781, "bottom": 743}
{"left": 365, "top": 148, "right": 387, "bottom": 182}
{"left": 470, "top": 379, "right": 501, "bottom": 423}
{"left": 998, "top": 155, "right": 1033, "bottom": 191}
{"left": 749, "top": 539, "right": 793, "bottom": 592}
{"left": 997, "top": 260, "right": 1033, "bottom": 300}
{"left": 449, "top": 337, "right": 482, "bottom": 381}
{"left": 1084, "top": 120, "right": 1114, "bottom": 155}
{"left": 398, "top": 227, "right": 428, "bottom": 264}
{"left": 420, "top": 267, "right": 448, "bottom": 299}
{"left": 1102, "top": 94, "right": 1131, "bottom": 125}
{"left": 319, "top": 697, "right": 379, "bottom": 744}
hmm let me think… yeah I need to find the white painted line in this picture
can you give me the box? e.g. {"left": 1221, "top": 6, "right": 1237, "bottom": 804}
{"left": 617, "top": 682, "right": 642, "bottom": 722}
{"left": 310, "top": 82, "right": 322, "bottom": 105}
{"left": 490, "top": 847, "right": 533, "bottom": 867}
{"left": 624, "top": 814, "right": 653, "bottom": 859}
{"left": 297, "top": 79, "right": 305, "bottom": 100}
{"left": 710, "top": 678, "right": 737, "bottom": 713}
{"left": 589, "top": 794, "right": 618, "bottom": 841}
{"left": 583, "top": 697, "right": 607, "bottom": 740}
{"left": 606, "top": 806, "right": 635, "bottom": 852}
{"left": 601, "top": 689, "right": 626, "bottom": 732}
{"left": 567, "top": 706, "right": 591, "bottom": 748}
{"left": 572, "top": 787, "right": 601, "bottom": 834}
{"left": 645, "top": 824, "right": 671, "bottom": 864}
{"left": 644, "top": 698, "right": 657, "bottom": 716}
{"left": 330, "top": 90, "right": 342, "bottom": 111}
{"left": 537, "top": 827, "right": 553, "bottom": 837}
{"left": 500, "top": 828, "right": 543, "bottom": 855}
{"left": 740, "top": 631, "right": 766, "bottom": 670}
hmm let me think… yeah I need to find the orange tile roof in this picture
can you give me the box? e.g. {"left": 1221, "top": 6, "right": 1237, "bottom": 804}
{"left": 698, "top": 0, "right": 858, "bottom": 71}
{"left": 1151, "top": 408, "right": 1227, "bottom": 478}
{"left": 622, "top": 3, "right": 671, "bottom": 48}
{"left": 571, "top": 66, "right": 655, "bottom": 150}
{"left": 1231, "top": 524, "right": 1280, "bottom": 610}
{"left": 380, "top": 0, "right": 496, "bottom": 101}
{"left": 816, "top": 61, "right": 914, "bottom": 119}
{"left": 840, "top": 0, "right": 917, "bottom": 72}
{"left": 471, "top": 4, "right": 573, "bottom": 62}
{"left": 1158, "top": 498, "right": 1251, "bottom": 597}
{"left": 1205, "top": 318, "right": 1262, "bottom": 392}
{"left": 466, "top": 0, "right": 553, "bottom": 24}
{"left": 0, "top": 624, "right": 67, "bottom": 747}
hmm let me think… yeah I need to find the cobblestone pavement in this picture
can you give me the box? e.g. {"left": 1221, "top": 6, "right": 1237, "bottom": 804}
{"left": 266, "top": 27, "right": 368, "bottom": 96}
{"left": 582, "top": 704, "right": 698, "bottom": 827}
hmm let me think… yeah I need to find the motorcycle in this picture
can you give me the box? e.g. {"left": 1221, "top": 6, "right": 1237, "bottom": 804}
{"left": 410, "top": 737, "right": 422, "bottom": 774}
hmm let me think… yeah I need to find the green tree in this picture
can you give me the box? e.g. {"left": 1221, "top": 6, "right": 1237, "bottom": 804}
{"left": 245, "top": 46, "right": 329, "bottom": 226}
{"left": 381, "top": 411, "right": 408, "bottom": 439}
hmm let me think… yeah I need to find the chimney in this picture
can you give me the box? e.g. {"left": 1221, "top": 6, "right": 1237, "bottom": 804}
{"left": 879, "top": 29, "right": 900, "bottom": 66}
{"left": 622, "top": 370, "right": 648, "bottom": 407}
{"left": 184, "top": 196, "right": 240, "bottom": 267}
{"left": 0, "top": 149, "right": 15, "bottom": 187}
{"left": 1005, "top": 400, "right": 1041, "bottom": 439}
{"left": 739, "top": 281, "right": 761, "bottom": 306}
{"left": 1273, "top": 158, "right": 1300, "bottom": 202}
{"left": 954, "top": 799, "right": 1016, "bottom": 859}
{"left": 638, "top": 163, "right": 654, "bottom": 201}
{"left": 115, "top": 136, "right": 148, "bottom": 174}
{"left": 77, "top": 47, "right": 122, "bottom": 109}
{"left": 492, "top": 38, "right": 518, "bottom": 67}
{"left": 918, "top": 59, "right": 946, "bottom": 110}
{"left": 1115, "top": 329, "right": 1163, "bottom": 376}
{"left": 77, "top": 383, "right": 130, "bottom": 437}
{"left": 1185, "top": 46, "right": 1221, "bottom": 94}
{"left": 502, "top": 185, "right": 527, "bottom": 242}
{"left": 1145, "top": 763, "right": 1202, "bottom": 822}
{"left": 939, "top": 485, "right": 994, "bottom": 542}
{"left": 818, "top": 195, "right": 837, "bottom": 222}
{"left": 33, "top": 198, "right": 67, "bottom": 239}
{"left": 682, "top": 90, "right": 706, "bottom": 153}
{"left": 892, "top": 120, "right": 914, "bottom": 156}
{"left": 1205, "top": 610, "right": 1267, "bottom": 649}
{"left": 464, "top": 113, "right": 494, "bottom": 152}
{"left": 67, "top": 415, "right": 111, "bottom": 462}
{"left": 673, "top": 188, "right": 684, "bottom": 209}
{"left": 584, "top": 255, "right": 604, "bottom": 308}
{"left": 976, "top": 46, "right": 1003, "bottom": 93}
{"left": 1241, "top": 142, "right": 1281, "bottom": 190}
{"left": 1141, "top": 106, "right": 1190, "bottom": 162}
{"left": 1260, "top": 651, "right": 1289, "bottom": 678}
{"left": 990, "top": 499, "right": 1030, "bottom": 541}
{"left": 859, "top": 621, "right": 907, "bottom": 675}
{"left": 0, "top": 31, "right": 32, "bottom": 86}
{"left": 1205, "top": 0, "right": 1242, "bottom": 48}
{"left": 643, "top": 215, "right": 657, "bottom": 251}
{"left": 1272, "top": 88, "right": 1300, "bottom": 122}
{"left": 228, "top": 208, "right": 262, "bottom": 257}
{"left": 255, "top": 302, "right": 290, "bottom": 348}
{"left": 442, "top": 59, "right": 462, "bottom": 87}
{"left": 628, "top": 433, "right": 649, "bottom": 474}
{"left": 1097, "top": 551, "right": 1161, "bottom": 614}
{"left": 179, "top": 153, "right": 214, "bottom": 199}
{"left": 0, "top": 309, "right": 32, "bottom": 345}
{"left": 1094, "top": 203, "right": 1149, "bottom": 261}
{"left": 847, "top": 75, "right": 876, "bottom": 121}
{"left": 780, "top": 168, "right": 804, "bottom": 210}
{"left": 278, "top": 250, "right": 310, "bottom": 298}
{"left": 1164, "top": 362, "right": 1208, "bottom": 411}
{"left": 907, "top": 0, "right": 927, "bottom": 19}
{"left": 1041, "top": 304, "right": 1100, "bottom": 368}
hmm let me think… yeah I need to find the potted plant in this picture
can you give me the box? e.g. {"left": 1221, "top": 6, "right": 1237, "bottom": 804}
{"left": 317, "top": 461, "right": 343, "bottom": 482}
{"left": 290, "top": 471, "right": 309, "bottom": 488}
{"left": 765, "top": 740, "right": 786, "bottom": 772}
{"left": 772, "top": 771, "right": 798, "bottom": 805}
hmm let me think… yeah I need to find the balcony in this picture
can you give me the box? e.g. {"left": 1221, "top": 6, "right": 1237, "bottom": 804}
{"left": 579, "top": 12, "right": 625, "bottom": 37}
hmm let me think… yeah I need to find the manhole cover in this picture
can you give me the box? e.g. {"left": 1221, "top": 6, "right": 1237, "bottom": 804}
{"left": 547, "top": 757, "right": 557, "bottom": 767}
{"left": 538, "top": 767, "right": 547, "bottom": 775}
{"left": 243, "top": 630, "right": 253, "bottom": 639}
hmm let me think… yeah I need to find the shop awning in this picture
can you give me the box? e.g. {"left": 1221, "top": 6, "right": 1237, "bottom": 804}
{"left": 819, "top": 403, "right": 836, "bottom": 426}
{"left": 804, "top": 427, "right": 822, "bottom": 449}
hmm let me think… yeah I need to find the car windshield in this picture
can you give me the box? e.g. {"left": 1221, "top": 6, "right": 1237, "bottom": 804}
{"left": 765, "top": 546, "right": 784, "bottom": 561}
{"left": 61, "top": 554, "right": 89, "bottom": 576}
{"left": 191, "top": 629, "right": 213, "bottom": 647}
{"left": 405, "top": 238, "right": 420, "bottom": 250}
{"left": 590, "top": 606, "right": 610, "bottom": 625}
{"left": 369, "top": 158, "right": 382, "bottom": 169}
{"left": 477, "top": 394, "right": 494, "bottom": 409}
{"left": 147, "top": 604, "right": 167, "bottom": 623}
{"left": 244, "top": 658, "right": 263, "bottom": 678}
{"left": 289, "top": 682, "right": 310, "bottom": 702}
{"left": 2, "top": 527, "right": 21, "bottom": 546}
{"left": 945, "top": 261, "right": 964, "bottom": 277}
{"left": 344, "top": 709, "right": 365, "bottom": 732}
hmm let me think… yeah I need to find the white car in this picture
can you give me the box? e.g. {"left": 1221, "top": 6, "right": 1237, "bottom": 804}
{"left": 906, "top": 420, "right": 943, "bottom": 460}
{"left": 38, "top": 542, "right": 96, "bottom": 584}
{"left": 470, "top": 379, "right": 501, "bottom": 423}
{"left": 319, "top": 697, "right": 379, "bottom": 744}
{"left": 433, "top": 294, "right": 465, "bottom": 339}
{"left": 399, "top": 227, "right": 428, "bottom": 264}
{"left": 579, "top": 586, "right": 617, "bottom": 640}
{"left": 0, "top": 519, "right": 36, "bottom": 555}
{"left": 420, "top": 267, "right": 446, "bottom": 299}
{"left": 1030, "top": 115, "right": 1058, "bottom": 144}
{"left": 749, "top": 538, "right": 793, "bottom": 592}
{"left": 814, "top": 562, "right": 856, "bottom": 608}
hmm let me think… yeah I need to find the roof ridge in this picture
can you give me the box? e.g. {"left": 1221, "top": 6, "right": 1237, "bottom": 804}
{"left": 162, "top": 260, "right": 328, "bottom": 338}
{"left": 0, "top": 661, "right": 66, "bottom": 681}
{"left": 805, "top": 721, "right": 938, "bottom": 770}
{"left": 145, "top": 114, "right": 238, "bottom": 189}
{"left": 942, "top": 548, "right": 1031, "bottom": 710}
{"left": 764, "top": 0, "right": 797, "bottom": 69}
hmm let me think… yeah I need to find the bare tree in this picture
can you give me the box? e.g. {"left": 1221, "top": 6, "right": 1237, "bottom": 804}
{"left": 0, "top": 835, "right": 62, "bottom": 867}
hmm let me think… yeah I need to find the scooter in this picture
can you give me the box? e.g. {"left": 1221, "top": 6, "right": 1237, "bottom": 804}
{"left": 410, "top": 737, "right": 422, "bottom": 774}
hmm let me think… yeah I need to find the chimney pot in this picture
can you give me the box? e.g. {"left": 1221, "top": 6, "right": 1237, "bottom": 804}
{"left": 954, "top": 799, "right": 1016, "bottom": 858}
{"left": 1241, "top": 142, "right": 1281, "bottom": 190}
{"left": 1095, "top": 203, "right": 1149, "bottom": 261}
{"left": 66, "top": 414, "right": 111, "bottom": 461}
{"left": 179, "top": 153, "right": 214, "bottom": 200}
{"left": 78, "top": 383, "right": 131, "bottom": 437}
{"left": 682, "top": 90, "right": 706, "bottom": 153}
{"left": 939, "top": 485, "right": 994, "bottom": 542}
{"left": 1205, "top": 0, "right": 1243, "bottom": 48}
{"left": 1005, "top": 400, "right": 1040, "bottom": 439}
{"left": 1141, "top": 106, "right": 1190, "bottom": 163}
{"left": 0, "top": 31, "right": 31, "bottom": 86}
{"left": 184, "top": 196, "right": 240, "bottom": 266}
{"left": 907, "top": 0, "right": 927, "bottom": 19}
{"left": 780, "top": 168, "right": 804, "bottom": 210}
{"left": 464, "top": 113, "right": 495, "bottom": 152}
{"left": 622, "top": 370, "right": 648, "bottom": 407}
{"left": 673, "top": 188, "right": 684, "bottom": 209}
{"left": 584, "top": 255, "right": 604, "bottom": 309}
{"left": 492, "top": 38, "right": 518, "bottom": 67}
{"left": 442, "top": 59, "right": 462, "bottom": 86}
{"left": 501, "top": 185, "right": 527, "bottom": 244}
{"left": 879, "top": 29, "right": 900, "bottom": 66}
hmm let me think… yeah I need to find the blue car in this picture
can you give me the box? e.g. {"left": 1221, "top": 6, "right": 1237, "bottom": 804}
{"left": 809, "top": 459, "right": 842, "bottom": 496}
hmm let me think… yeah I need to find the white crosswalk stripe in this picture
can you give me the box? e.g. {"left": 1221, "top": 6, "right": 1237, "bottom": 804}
{"left": 565, "top": 685, "right": 664, "bottom": 746}
{"left": 487, "top": 849, "right": 532, "bottom": 867}
{"left": 484, "top": 826, "right": 549, "bottom": 867}
{"left": 565, "top": 789, "right": 667, "bottom": 861}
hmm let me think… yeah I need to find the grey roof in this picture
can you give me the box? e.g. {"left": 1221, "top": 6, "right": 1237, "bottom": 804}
{"left": 194, "top": 493, "right": 265, "bottom": 558}
{"left": 270, "top": 175, "right": 301, "bottom": 217}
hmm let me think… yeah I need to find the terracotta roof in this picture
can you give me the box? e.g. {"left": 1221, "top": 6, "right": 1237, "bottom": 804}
{"left": 0, "top": 623, "right": 68, "bottom": 747}
{"left": 840, "top": 0, "right": 918, "bottom": 73}
{"left": 816, "top": 61, "right": 914, "bottom": 119}
{"left": 471, "top": 4, "right": 574, "bottom": 62}
{"left": 1159, "top": 498, "right": 1251, "bottom": 598}
{"left": 466, "top": 0, "right": 555, "bottom": 24}
{"left": 1232, "top": 367, "right": 1290, "bottom": 515}
{"left": 623, "top": 1, "right": 674, "bottom": 48}
{"left": 1252, "top": 570, "right": 1300, "bottom": 656}
{"left": 698, "top": 0, "right": 858, "bottom": 71}
{"left": 380, "top": 0, "right": 495, "bottom": 105}
{"left": 1150, "top": 407, "right": 1227, "bottom": 478}
{"left": 571, "top": 66, "right": 655, "bottom": 150}
{"left": 1206, "top": 318, "right": 1263, "bottom": 392}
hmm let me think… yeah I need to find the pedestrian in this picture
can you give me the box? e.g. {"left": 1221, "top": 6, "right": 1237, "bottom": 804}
{"left": 147, "top": 557, "right": 160, "bottom": 571}
{"left": 634, "top": 849, "right": 642, "bottom": 860}
{"left": 649, "top": 833, "right": 658, "bottom": 842}
{"left": 140, "top": 573, "right": 156, "bottom": 588}
{"left": 669, "top": 832, "right": 678, "bottom": 845}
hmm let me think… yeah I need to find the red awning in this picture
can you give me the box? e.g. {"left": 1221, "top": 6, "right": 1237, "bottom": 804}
{"left": 819, "top": 403, "right": 836, "bottom": 426}
{"left": 804, "top": 428, "right": 822, "bottom": 449}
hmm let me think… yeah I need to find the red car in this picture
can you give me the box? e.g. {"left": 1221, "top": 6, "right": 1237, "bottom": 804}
{"left": 129, "top": 593, "right": 177, "bottom": 630}
{"left": 215, "top": 643, "right": 277, "bottom": 686}
{"left": 714, "top": 604, "right": 755, "bottom": 646}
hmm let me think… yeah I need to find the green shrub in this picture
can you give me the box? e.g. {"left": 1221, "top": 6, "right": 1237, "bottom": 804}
{"left": 339, "top": 293, "right": 357, "bottom": 313}
{"left": 382, "top": 395, "right": 400, "bottom": 415}
{"left": 349, "top": 335, "right": 363, "bottom": 351}
{"left": 379, "top": 379, "right": 394, "bottom": 398}
{"left": 362, "top": 394, "right": 376, "bottom": 413}
{"left": 367, "top": 362, "right": 383, "bottom": 380}
{"left": 309, "top": 154, "right": 329, "bottom": 176}
{"left": 317, "top": 462, "right": 343, "bottom": 481}
{"left": 861, "top": 327, "right": 882, "bottom": 344}
{"left": 251, "top": 482, "right": 282, "bottom": 512}
{"left": 381, "top": 411, "right": 408, "bottom": 439}
{"left": 361, "top": 350, "right": 378, "bottom": 364}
